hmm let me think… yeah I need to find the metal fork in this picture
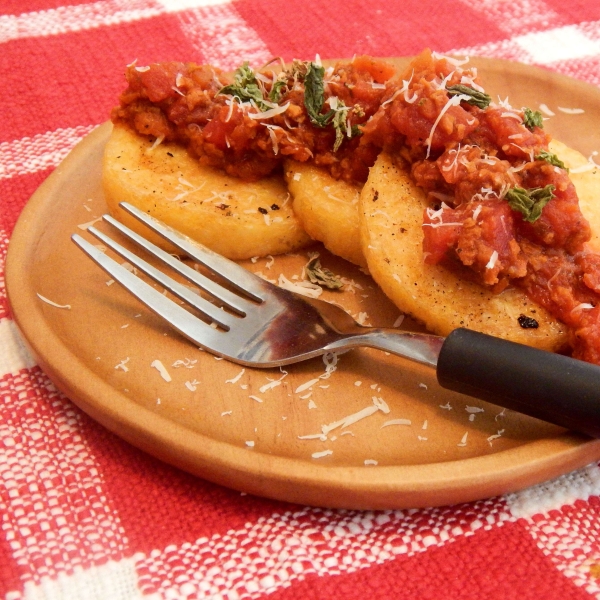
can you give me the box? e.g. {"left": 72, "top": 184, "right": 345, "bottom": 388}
{"left": 72, "top": 201, "right": 600, "bottom": 438}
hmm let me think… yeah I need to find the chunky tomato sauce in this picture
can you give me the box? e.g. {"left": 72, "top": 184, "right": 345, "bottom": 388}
{"left": 112, "top": 56, "right": 394, "bottom": 183}
{"left": 361, "top": 50, "right": 598, "bottom": 362}
{"left": 112, "top": 49, "right": 600, "bottom": 364}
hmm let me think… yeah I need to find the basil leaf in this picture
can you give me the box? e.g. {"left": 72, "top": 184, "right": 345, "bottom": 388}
{"left": 305, "top": 255, "right": 343, "bottom": 289}
{"left": 446, "top": 84, "right": 491, "bottom": 109}
{"left": 506, "top": 184, "right": 555, "bottom": 222}
{"left": 523, "top": 107, "right": 544, "bottom": 130}
{"left": 536, "top": 150, "right": 568, "bottom": 171}
{"left": 304, "top": 62, "right": 334, "bottom": 127}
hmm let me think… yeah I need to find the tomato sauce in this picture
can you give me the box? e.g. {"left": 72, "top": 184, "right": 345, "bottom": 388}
{"left": 364, "top": 49, "right": 599, "bottom": 362}
{"left": 112, "top": 57, "right": 394, "bottom": 183}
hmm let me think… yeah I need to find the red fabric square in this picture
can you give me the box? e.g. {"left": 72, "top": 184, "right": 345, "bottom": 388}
{"left": 543, "top": 0, "right": 600, "bottom": 23}
{"left": 0, "top": 533, "right": 23, "bottom": 600}
{"left": 81, "top": 416, "right": 298, "bottom": 556}
{"left": 0, "top": 169, "right": 53, "bottom": 236}
{"left": 265, "top": 520, "right": 593, "bottom": 600}
{"left": 0, "top": 15, "right": 198, "bottom": 143}
{"left": 234, "top": 0, "right": 506, "bottom": 61}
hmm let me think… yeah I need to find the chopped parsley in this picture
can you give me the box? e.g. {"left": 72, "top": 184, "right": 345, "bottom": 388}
{"left": 219, "top": 62, "right": 270, "bottom": 110}
{"left": 304, "top": 62, "right": 335, "bottom": 127}
{"left": 269, "top": 78, "right": 288, "bottom": 103}
{"left": 446, "top": 85, "right": 491, "bottom": 109}
{"left": 536, "top": 150, "right": 568, "bottom": 171}
{"left": 302, "top": 62, "right": 360, "bottom": 151}
{"left": 523, "top": 107, "right": 544, "bottom": 130}
{"left": 506, "top": 184, "right": 555, "bottom": 222}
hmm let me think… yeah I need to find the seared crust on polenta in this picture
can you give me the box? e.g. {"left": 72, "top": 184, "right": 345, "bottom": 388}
{"left": 102, "top": 125, "right": 311, "bottom": 259}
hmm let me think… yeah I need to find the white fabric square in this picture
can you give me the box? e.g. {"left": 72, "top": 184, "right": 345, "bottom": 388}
{"left": 22, "top": 559, "right": 146, "bottom": 600}
{"left": 156, "top": 0, "right": 231, "bottom": 10}
{"left": 515, "top": 25, "right": 600, "bottom": 63}
{"left": 0, "top": 319, "right": 37, "bottom": 377}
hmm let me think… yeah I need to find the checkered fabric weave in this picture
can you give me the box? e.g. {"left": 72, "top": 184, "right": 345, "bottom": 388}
{"left": 2, "top": 1, "right": 600, "bottom": 598}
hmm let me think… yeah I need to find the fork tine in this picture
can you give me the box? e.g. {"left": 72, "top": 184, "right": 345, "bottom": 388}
{"left": 84, "top": 225, "right": 240, "bottom": 330}
{"left": 101, "top": 214, "right": 254, "bottom": 314}
{"left": 119, "top": 202, "right": 268, "bottom": 302}
{"left": 71, "top": 233, "right": 235, "bottom": 351}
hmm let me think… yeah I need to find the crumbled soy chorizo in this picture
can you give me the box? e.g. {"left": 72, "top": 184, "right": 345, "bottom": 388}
{"left": 112, "top": 57, "right": 394, "bottom": 183}
{"left": 111, "top": 49, "right": 600, "bottom": 363}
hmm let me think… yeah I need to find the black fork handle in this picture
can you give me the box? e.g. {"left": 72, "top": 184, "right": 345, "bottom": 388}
{"left": 437, "top": 328, "right": 600, "bottom": 438}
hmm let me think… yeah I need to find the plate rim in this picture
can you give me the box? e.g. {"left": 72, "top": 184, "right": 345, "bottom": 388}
{"left": 7, "top": 60, "right": 600, "bottom": 510}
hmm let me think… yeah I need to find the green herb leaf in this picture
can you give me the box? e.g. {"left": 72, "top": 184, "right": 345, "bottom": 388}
{"left": 523, "top": 107, "right": 544, "bottom": 130}
{"left": 506, "top": 184, "right": 555, "bottom": 222}
{"left": 446, "top": 84, "right": 491, "bottom": 109}
{"left": 269, "top": 79, "right": 287, "bottom": 103}
{"left": 536, "top": 150, "right": 568, "bottom": 171}
{"left": 219, "top": 62, "right": 269, "bottom": 110}
{"left": 305, "top": 255, "right": 344, "bottom": 289}
{"left": 304, "top": 62, "right": 334, "bottom": 128}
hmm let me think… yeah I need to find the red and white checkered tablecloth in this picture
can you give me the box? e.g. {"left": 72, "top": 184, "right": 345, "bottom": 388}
{"left": 2, "top": 1, "right": 600, "bottom": 598}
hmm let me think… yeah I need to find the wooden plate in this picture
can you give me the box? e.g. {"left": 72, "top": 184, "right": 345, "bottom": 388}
{"left": 6, "top": 57, "right": 600, "bottom": 509}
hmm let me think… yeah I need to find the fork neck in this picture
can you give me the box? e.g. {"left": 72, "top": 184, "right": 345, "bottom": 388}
{"left": 326, "top": 329, "right": 444, "bottom": 368}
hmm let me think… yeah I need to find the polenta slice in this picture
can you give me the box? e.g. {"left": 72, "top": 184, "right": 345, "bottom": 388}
{"left": 284, "top": 160, "right": 366, "bottom": 267}
{"left": 359, "top": 152, "right": 570, "bottom": 352}
{"left": 550, "top": 139, "right": 600, "bottom": 252}
{"left": 102, "top": 125, "right": 311, "bottom": 259}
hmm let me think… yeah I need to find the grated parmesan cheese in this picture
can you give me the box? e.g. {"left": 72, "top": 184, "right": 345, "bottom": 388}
{"left": 277, "top": 274, "right": 323, "bottom": 298}
{"left": 115, "top": 357, "right": 130, "bottom": 372}
{"left": 77, "top": 216, "right": 103, "bottom": 230}
{"left": 486, "top": 251, "right": 498, "bottom": 270}
{"left": 36, "top": 293, "right": 71, "bottom": 310}
{"left": 225, "top": 369, "right": 246, "bottom": 384}
{"left": 259, "top": 369, "right": 288, "bottom": 393}
{"left": 381, "top": 419, "right": 412, "bottom": 427}
{"left": 248, "top": 101, "right": 290, "bottom": 120}
{"left": 570, "top": 157, "right": 598, "bottom": 174}
{"left": 172, "top": 358, "right": 197, "bottom": 368}
{"left": 487, "top": 429, "right": 505, "bottom": 445}
{"left": 312, "top": 450, "right": 333, "bottom": 459}
{"left": 151, "top": 360, "right": 172, "bottom": 382}
{"left": 425, "top": 94, "right": 469, "bottom": 158}
{"left": 557, "top": 106, "right": 585, "bottom": 115}
{"left": 185, "top": 379, "right": 200, "bottom": 391}
{"left": 372, "top": 396, "right": 390, "bottom": 414}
